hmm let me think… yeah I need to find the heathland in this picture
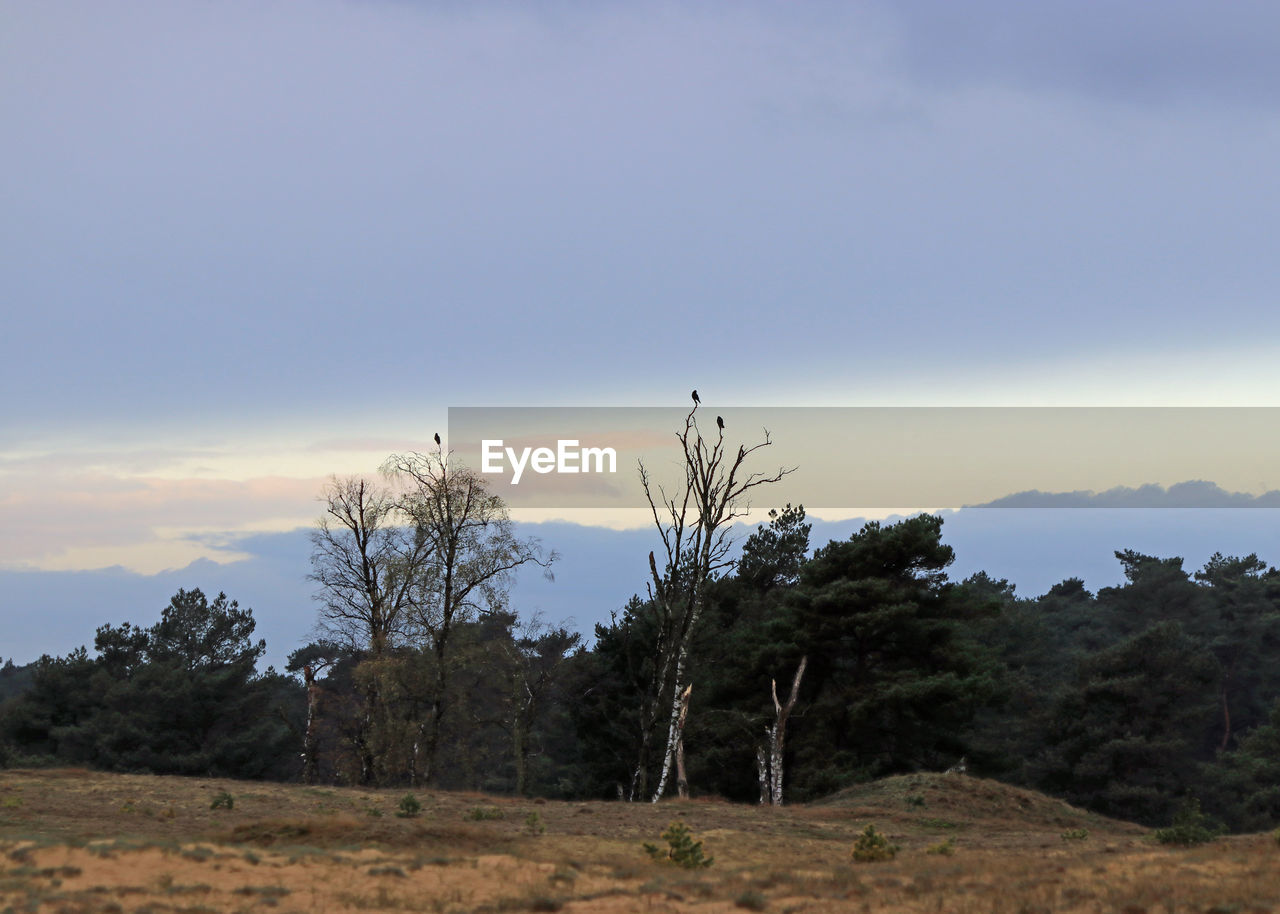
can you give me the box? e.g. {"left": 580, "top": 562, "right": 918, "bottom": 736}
{"left": 2, "top": 767, "right": 1277, "bottom": 914}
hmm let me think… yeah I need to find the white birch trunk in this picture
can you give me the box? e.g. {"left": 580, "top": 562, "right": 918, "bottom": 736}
{"left": 651, "top": 647, "right": 689, "bottom": 802}
{"left": 768, "top": 722, "right": 785, "bottom": 807}
{"left": 674, "top": 684, "right": 692, "bottom": 799}
{"left": 302, "top": 664, "right": 320, "bottom": 784}
{"left": 764, "top": 656, "right": 807, "bottom": 807}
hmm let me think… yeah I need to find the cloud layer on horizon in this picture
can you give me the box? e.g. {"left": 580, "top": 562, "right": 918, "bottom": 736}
{"left": 6, "top": 1, "right": 1280, "bottom": 606}
{"left": 977, "top": 480, "right": 1280, "bottom": 509}
{"left": 5, "top": 505, "right": 1280, "bottom": 672}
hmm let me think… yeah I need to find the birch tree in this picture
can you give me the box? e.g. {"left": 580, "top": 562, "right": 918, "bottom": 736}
{"left": 637, "top": 399, "right": 792, "bottom": 801}
{"left": 757, "top": 655, "right": 807, "bottom": 806}
{"left": 285, "top": 640, "right": 345, "bottom": 785}
{"left": 309, "top": 476, "right": 431, "bottom": 783}
{"left": 384, "top": 445, "right": 553, "bottom": 786}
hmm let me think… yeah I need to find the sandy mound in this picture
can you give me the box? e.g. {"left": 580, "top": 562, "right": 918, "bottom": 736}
{"left": 811, "top": 772, "right": 1144, "bottom": 835}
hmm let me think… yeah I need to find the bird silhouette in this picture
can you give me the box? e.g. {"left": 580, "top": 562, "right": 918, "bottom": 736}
{"left": 717, "top": 415, "right": 725, "bottom": 430}
{"left": 434, "top": 432, "right": 442, "bottom": 446}
{"left": 691, "top": 389, "right": 700, "bottom": 404}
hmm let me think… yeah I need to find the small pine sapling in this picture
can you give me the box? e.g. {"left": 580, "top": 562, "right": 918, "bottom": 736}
{"left": 644, "top": 821, "right": 713, "bottom": 868}
{"left": 851, "top": 824, "right": 898, "bottom": 862}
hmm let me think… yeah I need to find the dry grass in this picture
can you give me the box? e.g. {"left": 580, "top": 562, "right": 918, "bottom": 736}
{"left": 0, "top": 767, "right": 1276, "bottom": 912}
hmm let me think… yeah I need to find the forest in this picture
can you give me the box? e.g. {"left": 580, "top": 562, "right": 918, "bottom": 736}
{"left": 4, "top": 417, "right": 1280, "bottom": 836}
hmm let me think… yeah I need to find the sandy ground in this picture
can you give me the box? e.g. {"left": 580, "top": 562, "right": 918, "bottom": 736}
{"left": 1, "top": 768, "right": 1276, "bottom": 913}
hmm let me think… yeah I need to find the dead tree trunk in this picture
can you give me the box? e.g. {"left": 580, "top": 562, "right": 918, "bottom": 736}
{"left": 757, "top": 656, "right": 807, "bottom": 807}
{"left": 641, "top": 400, "right": 793, "bottom": 802}
{"left": 302, "top": 664, "right": 321, "bottom": 784}
{"left": 673, "top": 684, "right": 693, "bottom": 799}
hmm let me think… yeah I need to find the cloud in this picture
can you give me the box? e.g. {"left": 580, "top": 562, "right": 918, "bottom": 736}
{"left": 0, "top": 531, "right": 317, "bottom": 671}
{"left": 975, "top": 480, "right": 1280, "bottom": 509}
{"left": 0, "top": 471, "right": 326, "bottom": 572}
{"left": 7, "top": 0, "right": 1280, "bottom": 435}
{"left": 9, "top": 0, "right": 1280, "bottom": 589}
{"left": 9, "top": 507, "right": 1280, "bottom": 672}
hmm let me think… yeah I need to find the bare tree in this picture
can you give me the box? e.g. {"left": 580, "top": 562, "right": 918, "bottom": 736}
{"left": 309, "top": 476, "right": 431, "bottom": 657}
{"left": 638, "top": 401, "right": 793, "bottom": 801}
{"left": 757, "top": 656, "right": 807, "bottom": 806}
{"left": 308, "top": 476, "right": 432, "bottom": 783}
{"left": 384, "top": 446, "right": 554, "bottom": 786}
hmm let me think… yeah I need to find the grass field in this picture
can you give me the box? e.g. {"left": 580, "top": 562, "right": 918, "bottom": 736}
{"left": 0, "top": 767, "right": 1276, "bottom": 913}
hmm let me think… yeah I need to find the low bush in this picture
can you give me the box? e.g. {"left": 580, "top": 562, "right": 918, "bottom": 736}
{"left": 1153, "top": 798, "right": 1224, "bottom": 847}
{"left": 395, "top": 794, "right": 422, "bottom": 819}
{"left": 851, "top": 824, "right": 898, "bottom": 862}
{"left": 643, "top": 821, "right": 713, "bottom": 868}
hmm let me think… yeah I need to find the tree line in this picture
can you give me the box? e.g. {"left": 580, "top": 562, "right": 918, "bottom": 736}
{"left": 4, "top": 414, "right": 1280, "bottom": 833}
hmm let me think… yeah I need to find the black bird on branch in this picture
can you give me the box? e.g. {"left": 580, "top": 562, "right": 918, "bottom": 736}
{"left": 434, "top": 432, "right": 442, "bottom": 446}
{"left": 691, "top": 389, "right": 700, "bottom": 405}
{"left": 716, "top": 416, "right": 724, "bottom": 431}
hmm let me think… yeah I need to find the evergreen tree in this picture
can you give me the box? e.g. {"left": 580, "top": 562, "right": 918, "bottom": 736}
{"left": 1032, "top": 621, "right": 1218, "bottom": 825}
{"left": 0, "top": 589, "right": 299, "bottom": 779}
{"left": 781, "top": 515, "right": 1001, "bottom": 796}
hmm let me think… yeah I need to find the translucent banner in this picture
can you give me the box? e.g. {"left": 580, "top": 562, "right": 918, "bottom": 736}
{"left": 445, "top": 407, "right": 1280, "bottom": 510}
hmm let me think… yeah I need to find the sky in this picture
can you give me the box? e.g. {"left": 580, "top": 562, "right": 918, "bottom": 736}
{"left": 4, "top": 1, "right": 1280, "bottom": 665}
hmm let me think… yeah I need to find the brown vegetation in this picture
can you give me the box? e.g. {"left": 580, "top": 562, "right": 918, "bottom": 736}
{"left": 1, "top": 768, "right": 1276, "bottom": 913}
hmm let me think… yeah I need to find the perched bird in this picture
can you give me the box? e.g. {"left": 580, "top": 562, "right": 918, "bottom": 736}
{"left": 716, "top": 415, "right": 725, "bottom": 430}
{"left": 434, "top": 432, "right": 442, "bottom": 446}
{"left": 691, "top": 389, "right": 700, "bottom": 404}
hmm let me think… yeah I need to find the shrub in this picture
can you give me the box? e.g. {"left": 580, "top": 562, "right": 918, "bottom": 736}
{"left": 210, "top": 791, "right": 234, "bottom": 811}
{"left": 1060, "top": 828, "right": 1089, "bottom": 841}
{"left": 396, "top": 794, "right": 422, "bottom": 819}
{"left": 734, "top": 889, "right": 768, "bottom": 910}
{"left": 1153, "top": 798, "right": 1224, "bottom": 847}
{"left": 905, "top": 794, "right": 926, "bottom": 808}
{"left": 926, "top": 838, "right": 955, "bottom": 856}
{"left": 466, "top": 805, "right": 504, "bottom": 821}
{"left": 524, "top": 811, "right": 545, "bottom": 836}
{"left": 643, "top": 821, "right": 714, "bottom": 868}
{"left": 851, "top": 824, "right": 898, "bottom": 862}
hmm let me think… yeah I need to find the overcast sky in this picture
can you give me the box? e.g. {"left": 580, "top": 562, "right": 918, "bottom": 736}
{"left": 4, "top": 1, "right": 1280, "bottom": 656}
